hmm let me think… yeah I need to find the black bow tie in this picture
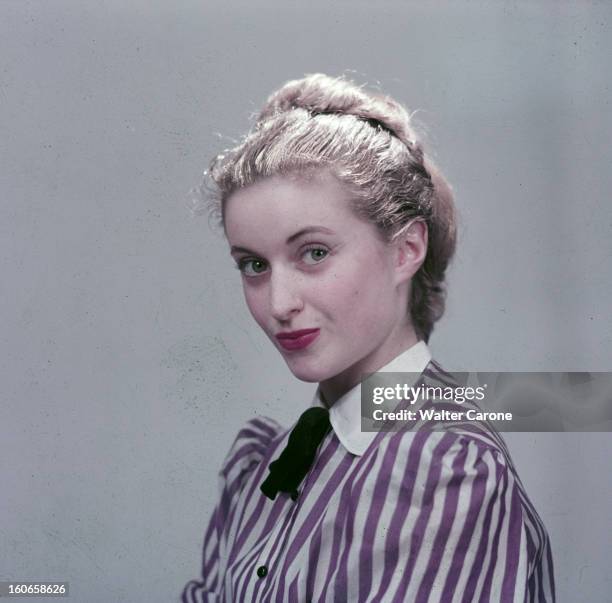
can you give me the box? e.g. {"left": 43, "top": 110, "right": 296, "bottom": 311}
{"left": 260, "top": 407, "right": 332, "bottom": 502}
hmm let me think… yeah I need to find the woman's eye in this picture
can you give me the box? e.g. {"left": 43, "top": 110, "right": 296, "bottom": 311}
{"left": 302, "top": 247, "right": 329, "bottom": 265}
{"left": 237, "top": 258, "right": 268, "bottom": 277}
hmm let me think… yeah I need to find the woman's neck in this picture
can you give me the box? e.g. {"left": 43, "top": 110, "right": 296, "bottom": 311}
{"left": 319, "top": 324, "right": 420, "bottom": 407}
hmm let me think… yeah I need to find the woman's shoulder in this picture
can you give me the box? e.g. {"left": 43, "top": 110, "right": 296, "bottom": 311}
{"left": 384, "top": 423, "right": 512, "bottom": 476}
{"left": 219, "top": 415, "right": 286, "bottom": 484}
{"left": 417, "top": 358, "right": 517, "bottom": 461}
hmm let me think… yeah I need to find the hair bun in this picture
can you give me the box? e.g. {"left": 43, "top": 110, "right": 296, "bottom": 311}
{"left": 257, "top": 73, "right": 418, "bottom": 150}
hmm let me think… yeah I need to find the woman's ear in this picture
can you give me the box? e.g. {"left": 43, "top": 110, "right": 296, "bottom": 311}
{"left": 393, "top": 219, "right": 428, "bottom": 284}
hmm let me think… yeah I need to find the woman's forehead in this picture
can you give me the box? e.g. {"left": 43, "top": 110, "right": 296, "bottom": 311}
{"left": 224, "top": 173, "right": 356, "bottom": 232}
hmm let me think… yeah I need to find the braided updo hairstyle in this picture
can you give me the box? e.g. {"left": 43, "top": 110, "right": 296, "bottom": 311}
{"left": 201, "top": 73, "right": 457, "bottom": 342}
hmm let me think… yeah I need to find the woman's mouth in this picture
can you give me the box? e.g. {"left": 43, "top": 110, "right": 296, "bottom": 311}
{"left": 275, "top": 328, "right": 320, "bottom": 351}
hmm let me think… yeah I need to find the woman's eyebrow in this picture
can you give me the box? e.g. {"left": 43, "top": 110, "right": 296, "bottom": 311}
{"left": 286, "top": 226, "right": 336, "bottom": 244}
{"left": 230, "top": 244, "right": 256, "bottom": 255}
{"left": 230, "top": 226, "right": 336, "bottom": 256}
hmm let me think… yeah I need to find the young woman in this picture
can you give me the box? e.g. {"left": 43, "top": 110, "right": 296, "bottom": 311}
{"left": 182, "top": 74, "right": 555, "bottom": 602}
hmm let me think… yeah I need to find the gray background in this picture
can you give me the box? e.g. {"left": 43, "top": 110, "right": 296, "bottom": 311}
{"left": 2, "top": 1, "right": 611, "bottom": 601}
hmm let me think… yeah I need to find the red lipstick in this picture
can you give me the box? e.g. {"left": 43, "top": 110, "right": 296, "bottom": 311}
{"left": 275, "top": 328, "right": 320, "bottom": 351}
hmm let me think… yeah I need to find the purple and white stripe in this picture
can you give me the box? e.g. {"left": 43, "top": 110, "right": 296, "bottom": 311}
{"left": 182, "top": 366, "right": 555, "bottom": 602}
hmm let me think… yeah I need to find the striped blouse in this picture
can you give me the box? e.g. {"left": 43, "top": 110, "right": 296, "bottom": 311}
{"left": 182, "top": 345, "right": 555, "bottom": 602}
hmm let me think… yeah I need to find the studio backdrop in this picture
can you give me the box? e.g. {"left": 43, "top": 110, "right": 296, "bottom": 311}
{"left": 1, "top": 1, "right": 611, "bottom": 601}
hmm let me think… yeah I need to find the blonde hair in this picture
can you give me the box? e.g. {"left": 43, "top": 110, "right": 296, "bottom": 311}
{"left": 198, "top": 73, "right": 457, "bottom": 342}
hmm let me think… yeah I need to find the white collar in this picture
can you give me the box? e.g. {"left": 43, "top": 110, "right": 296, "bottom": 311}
{"left": 310, "top": 341, "right": 432, "bottom": 456}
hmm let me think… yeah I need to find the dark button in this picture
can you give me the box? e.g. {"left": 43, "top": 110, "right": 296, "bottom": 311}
{"left": 256, "top": 565, "right": 268, "bottom": 578}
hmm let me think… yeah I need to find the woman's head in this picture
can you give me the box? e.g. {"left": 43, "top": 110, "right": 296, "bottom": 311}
{"left": 205, "top": 73, "right": 457, "bottom": 343}
{"left": 224, "top": 170, "right": 427, "bottom": 392}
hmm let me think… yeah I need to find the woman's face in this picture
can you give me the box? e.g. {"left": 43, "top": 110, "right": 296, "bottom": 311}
{"left": 224, "top": 171, "right": 418, "bottom": 391}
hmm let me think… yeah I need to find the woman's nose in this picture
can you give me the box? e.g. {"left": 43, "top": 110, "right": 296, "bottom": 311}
{"left": 269, "top": 267, "right": 304, "bottom": 322}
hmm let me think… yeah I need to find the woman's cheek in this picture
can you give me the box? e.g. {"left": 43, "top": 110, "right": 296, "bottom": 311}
{"left": 318, "top": 269, "right": 354, "bottom": 299}
{"left": 243, "top": 286, "right": 267, "bottom": 328}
